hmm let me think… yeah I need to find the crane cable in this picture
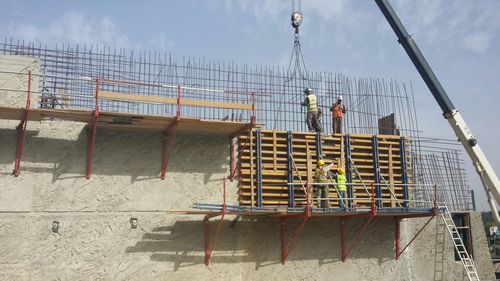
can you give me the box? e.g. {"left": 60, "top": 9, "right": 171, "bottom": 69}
{"left": 274, "top": 0, "right": 311, "bottom": 129}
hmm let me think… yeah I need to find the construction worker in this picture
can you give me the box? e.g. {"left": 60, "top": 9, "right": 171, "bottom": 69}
{"left": 316, "top": 107, "right": 323, "bottom": 133}
{"left": 301, "top": 88, "right": 319, "bottom": 132}
{"left": 314, "top": 159, "right": 334, "bottom": 208}
{"left": 333, "top": 168, "right": 348, "bottom": 208}
{"left": 330, "top": 95, "right": 346, "bottom": 134}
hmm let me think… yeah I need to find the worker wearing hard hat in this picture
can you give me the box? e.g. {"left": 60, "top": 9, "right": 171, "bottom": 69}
{"left": 330, "top": 95, "right": 346, "bottom": 134}
{"left": 316, "top": 107, "right": 323, "bottom": 133}
{"left": 334, "top": 168, "right": 348, "bottom": 208}
{"left": 314, "top": 159, "right": 334, "bottom": 208}
{"left": 301, "top": 88, "right": 320, "bottom": 132}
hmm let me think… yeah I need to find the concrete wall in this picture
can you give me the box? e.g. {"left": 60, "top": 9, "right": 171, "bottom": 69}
{"left": 0, "top": 55, "right": 39, "bottom": 108}
{"left": 0, "top": 56, "right": 495, "bottom": 281}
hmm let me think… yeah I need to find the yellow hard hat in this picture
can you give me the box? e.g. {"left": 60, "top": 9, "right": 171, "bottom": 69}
{"left": 338, "top": 168, "right": 345, "bottom": 175}
{"left": 317, "top": 159, "right": 325, "bottom": 166}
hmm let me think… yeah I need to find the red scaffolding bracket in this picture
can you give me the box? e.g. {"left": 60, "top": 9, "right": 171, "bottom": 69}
{"left": 395, "top": 185, "right": 439, "bottom": 259}
{"left": 280, "top": 184, "right": 312, "bottom": 265}
{"left": 12, "top": 70, "right": 32, "bottom": 177}
{"left": 86, "top": 79, "right": 100, "bottom": 179}
{"left": 229, "top": 139, "right": 236, "bottom": 181}
{"left": 339, "top": 183, "right": 378, "bottom": 262}
{"left": 204, "top": 178, "right": 228, "bottom": 265}
{"left": 160, "top": 83, "right": 181, "bottom": 180}
{"left": 228, "top": 93, "right": 257, "bottom": 182}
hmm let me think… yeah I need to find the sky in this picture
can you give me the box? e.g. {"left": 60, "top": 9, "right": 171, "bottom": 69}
{"left": 1, "top": 0, "right": 499, "bottom": 210}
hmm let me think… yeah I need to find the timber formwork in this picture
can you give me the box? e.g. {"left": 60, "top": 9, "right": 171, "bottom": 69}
{"left": 237, "top": 129, "right": 411, "bottom": 209}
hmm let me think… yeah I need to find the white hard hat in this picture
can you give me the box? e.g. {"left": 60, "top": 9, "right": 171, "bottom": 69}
{"left": 337, "top": 95, "right": 343, "bottom": 101}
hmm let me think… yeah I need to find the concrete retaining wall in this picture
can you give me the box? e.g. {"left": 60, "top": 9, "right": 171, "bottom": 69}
{"left": 0, "top": 55, "right": 494, "bottom": 281}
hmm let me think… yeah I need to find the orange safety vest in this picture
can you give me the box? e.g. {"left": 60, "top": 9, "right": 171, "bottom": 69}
{"left": 332, "top": 103, "right": 345, "bottom": 118}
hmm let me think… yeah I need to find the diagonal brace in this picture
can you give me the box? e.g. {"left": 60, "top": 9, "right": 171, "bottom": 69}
{"left": 12, "top": 70, "right": 32, "bottom": 177}
{"left": 160, "top": 119, "right": 179, "bottom": 180}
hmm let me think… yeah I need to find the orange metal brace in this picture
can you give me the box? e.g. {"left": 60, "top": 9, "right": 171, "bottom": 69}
{"left": 13, "top": 70, "right": 31, "bottom": 177}
{"left": 160, "top": 83, "right": 181, "bottom": 179}
{"left": 339, "top": 183, "right": 378, "bottom": 262}
{"left": 280, "top": 183, "right": 312, "bottom": 265}
{"left": 204, "top": 178, "right": 228, "bottom": 265}
{"left": 395, "top": 185, "right": 439, "bottom": 259}
{"left": 228, "top": 94, "right": 257, "bottom": 182}
{"left": 86, "top": 79, "right": 100, "bottom": 179}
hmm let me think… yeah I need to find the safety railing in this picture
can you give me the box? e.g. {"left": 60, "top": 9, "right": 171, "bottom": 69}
{"left": 0, "top": 69, "right": 270, "bottom": 123}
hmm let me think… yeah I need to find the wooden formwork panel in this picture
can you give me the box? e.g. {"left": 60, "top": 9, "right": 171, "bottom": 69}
{"left": 237, "top": 130, "right": 411, "bottom": 208}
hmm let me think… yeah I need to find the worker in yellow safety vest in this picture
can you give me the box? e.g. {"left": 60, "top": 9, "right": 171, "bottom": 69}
{"left": 314, "top": 159, "right": 334, "bottom": 208}
{"left": 301, "top": 88, "right": 320, "bottom": 132}
{"left": 334, "top": 168, "right": 348, "bottom": 208}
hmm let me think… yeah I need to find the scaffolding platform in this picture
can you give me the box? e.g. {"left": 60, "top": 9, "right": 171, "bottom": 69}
{"left": 171, "top": 205, "right": 437, "bottom": 218}
{"left": 0, "top": 106, "right": 256, "bottom": 135}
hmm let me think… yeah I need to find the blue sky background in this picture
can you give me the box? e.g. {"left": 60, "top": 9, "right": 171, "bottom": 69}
{"left": 1, "top": 0, "right": 499, "bottom": 210}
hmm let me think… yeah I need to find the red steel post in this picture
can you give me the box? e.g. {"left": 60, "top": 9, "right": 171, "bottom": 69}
{"left": 340, "top": 218, "right": 347, "bottom": 262}
{"left": 86, "top": 79, "right": 100, "bottom": 179}
{"left": 229, "top": 140, "right": 235, "bottom": 181}
{"left": 160, "top": 84, "right": 181, "bottom": 179}
{"left": 204, "top": 217, "right": 210, "bottom": 266}
{"left": 281, "top": 218, "right": 286, "bottom": 265}
{"left": 160, "top": 121, "right": 179, "bottom": 180}
{"left": 13, "top": 70, "right": 32, "bottom": 177}
{"left": 395, "top": 218, "right": 401, "bottom": 260}
{"left": 203, "top": 178, "right": 228, "bottom": 266}
{"left": 223, "top": 177, "right": 227, "bottom": 211}
{"left": 280, "top": 183, "right": 311, "bottom": 265}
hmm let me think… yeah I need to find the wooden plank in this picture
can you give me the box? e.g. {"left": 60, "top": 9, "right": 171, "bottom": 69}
{"left": 99, "top": 91, "right": 253, "bottom": 110}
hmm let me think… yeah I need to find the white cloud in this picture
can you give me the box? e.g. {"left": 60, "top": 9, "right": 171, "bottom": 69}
{"left": 7, "top": 11, "right": 131, "bottom": 48}
{"left": 462, "top": 32, "right": 491, "bottom": 53}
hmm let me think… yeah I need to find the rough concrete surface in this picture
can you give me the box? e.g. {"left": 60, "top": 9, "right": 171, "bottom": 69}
{"left": 0, "top": 55, "right": 495, "bottom": 280}
{"left": 0, "top": 55, "right": 39, "bottom": 108}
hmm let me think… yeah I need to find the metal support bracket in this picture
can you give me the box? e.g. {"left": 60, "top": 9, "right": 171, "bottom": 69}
{"left": 204, "top": 178, "right": 228, "bottom": 266}
{"left": 229, "top": 139, "right": 236, "bottom": 181}
{"left": 339, "top": 183, "right": 378, "bottom": 262}
{"left": 160, "top": 84, "right": 181, "bottom": 180}
{"left": 395, "top": 217, "right": 401, "bottom": 259}
{"left": 13, "top": 70, "right": 32, "bottom": 177}
{"left": 86, "top": 79, "right": 100, "bottom": 179}
{"left": 395, "top": 185, "right": 439, "bottom": 259}
{"left": 281, "top": 184, "right": 311, "bottom": 264}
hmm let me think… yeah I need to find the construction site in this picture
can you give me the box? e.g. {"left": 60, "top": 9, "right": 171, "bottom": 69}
{"left": 1, "top": 1, "right": 499, "bottom": 281}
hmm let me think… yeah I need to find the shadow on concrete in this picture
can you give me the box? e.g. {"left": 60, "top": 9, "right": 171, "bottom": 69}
{"left": 125, "top": 216, "right": 397, "bottom": 271}
{"left": 0, "top": 127, "right": 228, "bottom": 183}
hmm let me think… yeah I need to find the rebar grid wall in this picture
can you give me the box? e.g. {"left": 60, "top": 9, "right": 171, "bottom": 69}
{"left": 412, "top": 138, "right": 474, "bottom": 211}
{"left": 0, "top": 38, "right": 473, "bottom": 211}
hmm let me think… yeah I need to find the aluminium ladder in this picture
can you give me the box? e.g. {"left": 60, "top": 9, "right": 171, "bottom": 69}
{"left": 440, "top": 205, "right": 480, "bottom": 281}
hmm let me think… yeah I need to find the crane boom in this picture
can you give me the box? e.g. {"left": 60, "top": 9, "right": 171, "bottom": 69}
{"left": 374, "top": 0, "right": 500, "bottom": 224}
